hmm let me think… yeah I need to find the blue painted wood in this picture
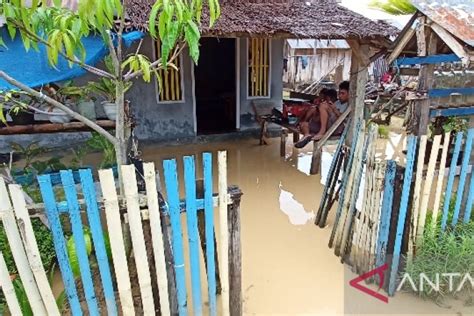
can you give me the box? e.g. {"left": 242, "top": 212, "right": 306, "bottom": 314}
{"left": 452, "top": 129, "right": 474, "bottom": 227}
{"left": 329, "top": 120, "right": 362, "bottom": 248}
{"left": 203, "top": 152, "right": 217, "bottom": 316}
{"left": 388, "top": 135, "right": 418, "bottom": 296}
{"left": 183, "top": 156, "right": 203, "bottom": 315}
{"left": 463, "top": 170, "right": 474, "bottom": 223}
{"left": 396, "top": 54, "right": 460, "bottom": 66}
{"left": 316, "top": 118, "right": 351, "bottom": 226}
{"left": 60, "top": 170, "right": 99, "bottom": 315}
{"left": 428, "top": 88, "right": 474, "bottom": 98}
{"left": 163, "top": 159, "right": 188, "bottom": 316}
{"left": 37, "top": 174, "right": 83, "bottom": 316}
{"left": 430, "top": 108, "right": 474, "bottom": 118}
{"left": 376, "top": 160, "right": 396, "bottom": 269}
{"left": 441, "top": 132, "right": 464, "bottom": 231}
{"left": 79, "top": 169, "right": 117, "bottom": 315}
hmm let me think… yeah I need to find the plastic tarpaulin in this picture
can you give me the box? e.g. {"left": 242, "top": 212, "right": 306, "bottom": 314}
{"left": 0, "top": 29, "right": 144, "bottom": 90}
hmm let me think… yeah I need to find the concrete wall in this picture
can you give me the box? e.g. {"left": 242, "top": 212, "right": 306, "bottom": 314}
{"left": 239, "top": 38, "right": 284, "bottom": 130}
{"left": 0, "top": 36, "right": 284, "bottom": 151}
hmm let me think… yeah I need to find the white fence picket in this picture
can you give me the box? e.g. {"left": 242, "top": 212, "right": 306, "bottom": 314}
{"left": 432, "top": 132, "right": 451, "bottom": 227}
{"left": 218, "top": 151, "right": 230, "bottom": 316}
{"left": 0, "top": 251, "right": 22, "bottom": 315}
{"left": 9, "top": 184, "right": 60, "bottom": 316}
{"left": 121, "top": 165, "right": 156, "bottom": 315}
{"left": 143, "top": 162, "right": 171, "bottom": 315}
{"left": 99, "top": 169, "right": 136, "bottom": 315}
{"left": 0, "top": 178, "right": 46, "bottom": 315}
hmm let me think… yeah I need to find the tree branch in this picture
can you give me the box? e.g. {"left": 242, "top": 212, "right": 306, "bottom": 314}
{"left": 0, "top": 71, "right": 119, "bottom": 146}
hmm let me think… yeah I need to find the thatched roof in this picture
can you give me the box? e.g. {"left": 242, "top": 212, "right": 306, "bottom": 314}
{"left": 125, "top": 0, "right": 398, "bottom": 40}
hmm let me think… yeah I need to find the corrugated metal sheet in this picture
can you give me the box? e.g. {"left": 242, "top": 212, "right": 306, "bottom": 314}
{"left": 412, "top": 0, "right": 474, "bottom": 47}
{"left": 287, "top": 39, "right": 350, "bottom": 49}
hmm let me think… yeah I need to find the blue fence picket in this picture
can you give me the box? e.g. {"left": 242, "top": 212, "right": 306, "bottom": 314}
{"left": 163, "top": 159, "right": 188, "bottom": 316}
{"left": 203, "top": 152, "right": 217, "bottom": 316}
{"left": 38, "top": 174, "right": 82, "bottom": 316}
{"left": 60, "top": 170, "right": 99, "bottom": 315}
{"left": 375, "top": 160, "right": 396, "bottom": 269}
{"left": 441, "top": 132, "right": 464, "bottom": 231}
{"left": 452, "top": 129, "right": 474, "bottom": 227}
{"left": 183, "top": 156, "right": 203, "bottom": 315}
{"left": 388, "top": 135, "right": 418, "bottom": 296}
{"left": 79, "top": 169, "right": 118, "bottom": 315}
{"left": 464, "top": 171, "right": 474, "bottom": 223}
{"left": 329, "top": 120, "right": 362, "bottom": 248}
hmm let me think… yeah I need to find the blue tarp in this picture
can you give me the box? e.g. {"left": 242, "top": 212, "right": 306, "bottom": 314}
{"left": 0, "top": 29, "right": 144, "bottom": 90}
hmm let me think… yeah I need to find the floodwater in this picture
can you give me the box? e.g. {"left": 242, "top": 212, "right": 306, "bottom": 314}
{"left": 137, "top": 136, "right": 471, "bottom": 316}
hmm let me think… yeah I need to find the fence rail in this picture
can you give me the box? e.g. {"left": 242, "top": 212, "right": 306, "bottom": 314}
{"left": 0, "top": 151, "right": 243, "bottom": 316}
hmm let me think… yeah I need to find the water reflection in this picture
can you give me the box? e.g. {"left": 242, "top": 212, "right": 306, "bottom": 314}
{"left": 278, "top": 183, "right": 315, "bottom": 225}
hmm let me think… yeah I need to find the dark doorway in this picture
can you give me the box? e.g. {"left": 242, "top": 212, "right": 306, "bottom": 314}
{"left": 195, "top": 38, "right": 236, "bottom": 135}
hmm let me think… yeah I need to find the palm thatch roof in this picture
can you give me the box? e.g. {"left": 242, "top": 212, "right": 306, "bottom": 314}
{"left": 125, "top": 0, "right": 398, "bottom": 41}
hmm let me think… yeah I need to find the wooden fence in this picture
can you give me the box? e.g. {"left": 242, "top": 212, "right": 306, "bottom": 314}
{"left": 316, "top": 124, "right": 474, "bottom": 296}
{"left": 0, "top": 151, "right": 243, "bottom": 315}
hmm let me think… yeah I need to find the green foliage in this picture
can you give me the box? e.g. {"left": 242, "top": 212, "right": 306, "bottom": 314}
{"left": 70, "top": 146, "right": 90, "bottom": 169}
{"left": 66, "top": 228, "right": 92, "bottom": 278}
{"left": 369, "top": 0, "right": 416, "bottom": 15}
{"left": 442, "top": 116, "right": 468, "bottom": 134}
{"left": 12, "top": 277, "right": 33, "bottom": 316}
{"left": 0, "top": 219, "right": 55, "bottom": 274}
{"left": 378, "top": 125, "right": 390, "bottom": 139}
{"left": 31, "top": 157, "right": 67, "bottom": 174}
{"left": 9, "top": 141, "right": 48, "bottom": 171}
{"left": 86, "top": 131, "right": 116, "bottom": 168}
{"left": 0, "top": 91, "right": 32, "bottom": 124}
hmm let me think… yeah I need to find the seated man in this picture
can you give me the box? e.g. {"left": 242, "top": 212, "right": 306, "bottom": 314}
{"left": 294, "top": 81, "right": 349, "bottom": 148}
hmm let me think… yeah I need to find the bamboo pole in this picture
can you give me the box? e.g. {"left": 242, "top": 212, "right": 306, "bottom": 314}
{"left": 263, "top": 39, "right": 268, "bottom": 96}
{"left": 175, "top": 57, "right": 181, "bottom": 100}
{"left": 170, "top": 64, "right": 176, "bottom": 101}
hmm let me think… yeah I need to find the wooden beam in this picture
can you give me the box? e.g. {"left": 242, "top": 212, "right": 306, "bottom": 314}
{"left": 0, "top": 120, "right": 116, "bottom": 135}
{"left": 428, "top": 88, "right": 474, "bottom": 98}
{"left": 430, "top": 107, "right": 474, "bottom": 118}
{"left": 388, "top": 27, "right": 416, "bottom": 64}
{"left": 430, "top": 22, "right": 471, "bottom": 66}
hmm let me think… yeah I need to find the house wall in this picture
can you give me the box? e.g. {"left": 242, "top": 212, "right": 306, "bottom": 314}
{"left": 239, "top": 38, "right": 284, "bottom": 130}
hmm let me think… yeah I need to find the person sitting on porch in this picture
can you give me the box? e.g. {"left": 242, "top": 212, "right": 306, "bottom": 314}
{"left": 294, "top": 81, "right": 349, "bottom": 148}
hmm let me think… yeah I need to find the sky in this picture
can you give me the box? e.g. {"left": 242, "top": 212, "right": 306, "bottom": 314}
{"left": 340, "top": 0, "right": 413, "bottom": 29}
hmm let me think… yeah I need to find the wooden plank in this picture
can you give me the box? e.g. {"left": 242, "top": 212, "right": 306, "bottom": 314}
{"left": 430, "top": 22, "right": 470, "bottom": 66}
{"left": 388, "top": 135, "right": 418, "bottom": 296}
{"left": 440, "top": 132, "right": 464, "bottom": 231}
{"left": 183, "top": 156, "right": 203, "bottom": 315}
{"left": 163, "top": 159, "right": 188, "bottom": 315}
{"left": 259, "top": 39, "right": 264, "bottom": 96}
{"left": 0, "top": 251, "right": 22, "bottom": 315}
{"left": 464, "top": 165, "right": 474, "bottom": 223}
{"left": 79, "top": 169, "right": 117, "bottom": 315}
{"left": 329, "top": 121, "right": 361, "bottom": 248}
{"left": 0, "top": 178, "right": 46, "bottom": 315}
{"left": 375, "top": 161, "right": 396, "bottom": 269}
{"left": 8, "top": 184, "right": 60, "bottom": 315}
{"left": 0, "top": 120, "right": 116, "bottom": 135}
{"left": 98, "top": 169, "right": 135, "bottom": 315}
{"left": 408, "top": 135, "right": 427, "bottom": 260}
{"left": 432, "top": 132, "right": 451, "bottom": 226}
{"left": 428, "top": 88, "right": 474, "bottom": 98}
{"left": 227, "top": 187, "right": 242, "bottom": 316}
{"left": 264, "top": 39, "right": 268, "bottom": 96}
{"left": 387, "top": 22, "right": 416, "bottom": 64}
{"left": 121, "top": 165, "right": 156, "bottom": 315}
{"left": 37, "top": 174, "right": 82, "bottom": 314}
{"left": 395, "top": 54, "right": 460, "bottom": 66}
{"left": 218, "top": 151, "right": 230, "bottom": 316}
{"left": 367, "top": 163, "right": 385, "bottom": 273}
{"left": 452, "top": 129, "right": 474, "bottom": 226}
{"left": 61, "top": 170, "right": 100, "bottom": 314}
{"left": 417, "top": 135, "right": 441, "bottom": 241}
{"left": 430, "top": 107, "right": 474, "bottom": 118}
{"left": 203, "top": 153, "right": 217, "bottom": 316}
{"left": 143, "top": 163, "right": 171, "bottom": 316}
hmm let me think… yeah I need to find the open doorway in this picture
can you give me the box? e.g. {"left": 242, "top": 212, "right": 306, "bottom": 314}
{"left": 194, "top": 38, "right": 236, "bottom": 135}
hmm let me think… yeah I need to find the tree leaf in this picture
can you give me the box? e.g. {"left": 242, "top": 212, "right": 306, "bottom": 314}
{"left": 149, "top": 1, "right": 162, "bottom": 38}
{"left": 67, "top": 229, "right": 92, "bottom": 278}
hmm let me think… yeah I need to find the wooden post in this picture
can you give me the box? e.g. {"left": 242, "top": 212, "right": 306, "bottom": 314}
{"left": 281, "top": 129, "right": 288, "bottom": 157}
{"left": 346, "top": 41, "right": 369, "bottom": 145}
{"left": 228, "top": 186, "right": 243, "bottom": 316}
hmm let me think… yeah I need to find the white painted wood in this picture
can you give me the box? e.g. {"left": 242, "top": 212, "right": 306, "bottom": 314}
{"left": 0, "top": 251, "right": 22, "bottom": 315}
{"left": 432, "top": 132, "right": 451, "bottom": 227}
{"left": 143, "top": 163, "right": 170, "bottom": 315}
{"left": 0, "top": 178, "right": 46, "bottom": 315}
{"left": 99, "top": 169, "right": 135, "bottom": 315}
{"left": 218, "top": 151, "right": 230, "bottom": 316}
{"left": 121, "top": 165, "right": 155, "bottom": 315}
{"left": 235, "top": 38, "right": 241, "bottom": 130}
{"left": 9, "top": 184, "right": 60, "bottom": 316}
{"left": 417, "top": 135, "right": 441, "bottom": 241}
{"left": 408, "top": 135, "right": 427, "bottom": 259}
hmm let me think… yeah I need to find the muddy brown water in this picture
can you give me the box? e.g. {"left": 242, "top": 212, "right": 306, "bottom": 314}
{"left": 27, "top": 135, "right": 472, "bottom": 315}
